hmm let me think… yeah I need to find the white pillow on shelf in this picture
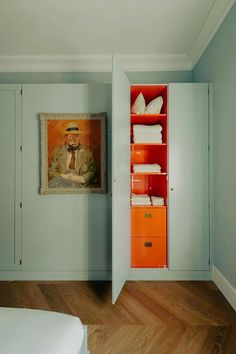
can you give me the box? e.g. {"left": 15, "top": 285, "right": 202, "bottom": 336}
{"left": 131, "top": 93, "right": 146, "bottom": 114}
{"left": 145, "top": 96, "right": 163, "bottom": 114}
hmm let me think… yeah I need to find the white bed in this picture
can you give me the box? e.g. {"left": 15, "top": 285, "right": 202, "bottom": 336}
{"left": 0, "top": 308, "right": 89, "bottom": 354}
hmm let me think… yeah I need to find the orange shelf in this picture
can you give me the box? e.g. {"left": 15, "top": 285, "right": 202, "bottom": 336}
{"left": 130, "top": 84, "right": 168, "bottom": 269}
{"left": 131, "top": 114, "right": 167, "bottom": 125}
{"left": 130, "top": 205, "right": 166, "bottom": 209}
{"left": 131, "top": 172, "right": 167, "bottom": 176}
{"left": 130, "top": 114, "right": 167, "bottom": 118}
{"left": 130, "top": 143, "right": 167, "bottom": 147}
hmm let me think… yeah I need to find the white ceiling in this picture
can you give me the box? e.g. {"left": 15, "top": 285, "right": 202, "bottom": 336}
{"left": 0, "top": 0, "right": 234, "bottom": 71}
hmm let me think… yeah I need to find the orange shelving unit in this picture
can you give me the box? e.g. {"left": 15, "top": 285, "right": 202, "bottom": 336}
{"left": 130, "top": 85, "right": 168, "bottom": 268}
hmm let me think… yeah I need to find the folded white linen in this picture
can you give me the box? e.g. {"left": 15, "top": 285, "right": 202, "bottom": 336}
{"left": 131, "top": 197, "right": 150, "bottom": 201}
{"left": 131, "top": 193, "right": 152, "bottom": 205}
{"left": 133, "top": 136, "right": 163, "bottom": 143}
{"left": 131, "top": 93, "right": 146, "bottom": 114}
{"left": 134, "top": 132, "right": 162, "bottom": 138}
{"left": 151, "top": 196, "right": 165, "bottom": 206}
{"left": 133, "top": 164, "right": 161, "bottom": 173}
{"left": 131, "top": 193, "right": 150, "bottom": 201}
{"left": 133, "top": 124, "right": 162, "bottom": 134}
{"left": 134, "top": 133, "right": 162, "bottom": 142}
{"left": 131, "top": 201, "right": 151, "bottom": 206}
{"left": 145, "top": 96, "right": 163, "bottom": 114}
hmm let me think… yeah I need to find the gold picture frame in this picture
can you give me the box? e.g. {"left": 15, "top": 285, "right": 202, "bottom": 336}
{"left": 40, "top": 112, "right": 107, "bottom": 194}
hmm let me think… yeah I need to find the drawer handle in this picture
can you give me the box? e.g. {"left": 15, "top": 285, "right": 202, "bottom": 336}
{"left": 144, "top": 213, "right": 152, "bottom": 218}
{"left": 144, "top": 242, "right": 152, "bottom": 247}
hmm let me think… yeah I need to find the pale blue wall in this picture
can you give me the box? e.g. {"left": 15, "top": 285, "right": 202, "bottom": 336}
{"left": 193, "top": 3, "right": 236, "bottom": 287}
{"left": 0, "top": 71, "right": 193, "bottom": 84}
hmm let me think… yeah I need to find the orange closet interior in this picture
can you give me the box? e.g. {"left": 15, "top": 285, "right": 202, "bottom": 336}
{"left": 130, "top": 85, "right": 168, "bottom": 268}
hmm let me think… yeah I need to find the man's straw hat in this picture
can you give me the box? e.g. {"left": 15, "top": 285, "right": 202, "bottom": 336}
{"left": 64, "top": 122, "right": 81, "bottom": 135}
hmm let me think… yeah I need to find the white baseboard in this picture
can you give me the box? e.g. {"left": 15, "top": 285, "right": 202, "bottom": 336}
{"left": 0, "top": 270, "right": 111, "bottom": 281}
{"left": 129, "top": 269, "right": 212, "bottom": 280}
{"left": 212, "top": 266, "right": 236, "bottom": 311}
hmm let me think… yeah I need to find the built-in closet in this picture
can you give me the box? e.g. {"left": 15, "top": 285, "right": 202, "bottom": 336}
{"left": 112, "top": 57, "right": 210, "bottom": 303}
{"left": 0, "top": 58, "right": 211, "bottom": 305}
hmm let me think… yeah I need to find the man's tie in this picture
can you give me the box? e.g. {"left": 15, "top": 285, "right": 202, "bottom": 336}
{"left": 69, "top": 150, "right": 76, "bottom": 169}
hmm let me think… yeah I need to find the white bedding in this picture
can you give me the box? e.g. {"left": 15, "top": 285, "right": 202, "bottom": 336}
{"left": 0, "top": 308, "right": 86, "bottom": 354}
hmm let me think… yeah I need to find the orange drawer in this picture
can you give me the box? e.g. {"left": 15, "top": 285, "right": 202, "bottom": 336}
{"left": 131, "top": 237, "right": 167, "bottom": 267}
{"left": 131, "top": 207, "right": 166, "bottom": 237}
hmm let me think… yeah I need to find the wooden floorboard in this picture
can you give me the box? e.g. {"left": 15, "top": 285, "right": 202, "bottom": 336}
{"left": 0, "top": 281, "right": 235, "bottom": 353}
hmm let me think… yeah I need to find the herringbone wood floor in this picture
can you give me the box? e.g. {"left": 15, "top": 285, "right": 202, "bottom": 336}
{"left": 0, "top": 281, "right": 235, "bottom": 353}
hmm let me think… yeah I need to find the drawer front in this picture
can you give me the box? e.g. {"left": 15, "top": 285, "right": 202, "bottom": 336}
{"left": 131, "top": 207, "right": 166, "bottom": 237}
{"left": 131, "top": 238, "right": 167, "bottom": 267}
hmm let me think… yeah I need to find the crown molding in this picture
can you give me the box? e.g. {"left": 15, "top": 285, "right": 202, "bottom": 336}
{"left": 189, "top": 0, "right": 236, "bottom": 68}
{"left": 116, "top": 54, "right": 192, "bottom": 72}
{"left": 0, "top": 55, "right": 112, "bottom": 73}
{"left": 0, "top": 54, "right": 192, "bottom": 73}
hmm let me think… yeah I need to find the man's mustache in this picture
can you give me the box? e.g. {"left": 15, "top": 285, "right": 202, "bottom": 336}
{"left": 67, "top": 144, "right": 79, "bottom": 152}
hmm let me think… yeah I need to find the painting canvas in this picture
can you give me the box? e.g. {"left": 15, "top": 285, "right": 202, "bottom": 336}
{"left": 40, "top": 113, "right": 106, "bottom": 194}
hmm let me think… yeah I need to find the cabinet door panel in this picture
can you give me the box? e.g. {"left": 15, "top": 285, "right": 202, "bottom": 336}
{"left": 22, "top": 84, "right": 111, "bottom": 272}
{"left": 168, "top": 84, "right": 209, "bottom": 270}
{"left": 0, "top": 85, "right": 21, "bottom": 270}
{"left": 112, "top": 56, "right": 130, "bottom": 303}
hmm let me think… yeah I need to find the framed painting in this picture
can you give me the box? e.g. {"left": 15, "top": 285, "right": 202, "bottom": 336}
{"left": 40, "top": 112, "right": 106, "bottom": 194}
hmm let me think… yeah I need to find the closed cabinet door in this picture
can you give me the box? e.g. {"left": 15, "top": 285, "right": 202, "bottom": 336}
{"left": 168, "top": 83, "right": 209, "bottom": 270}
{"left": 0, "top": 85, "right": 22, "bottom": 270}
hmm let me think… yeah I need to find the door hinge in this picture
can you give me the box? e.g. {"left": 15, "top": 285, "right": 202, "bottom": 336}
{"left": 19, "top": 259, "right": 22, "bottom": 265}
{"left": 209, "top": 259, "right": 211, "bottom": 265}
{"left": 208, "top": 145, "right": 210, "bottom": 151}
{"left": 20, "top": 146, "right": 22, "bottom": 151}
{"left": 20, "top": 89, "right": 23, "bottom": 95}
{"left": 20, "top": 202, "right": 22, "bottom": 208}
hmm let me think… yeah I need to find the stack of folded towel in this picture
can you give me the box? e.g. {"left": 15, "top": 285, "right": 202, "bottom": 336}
{"left": 131, "top": 193, "right": 151, "bottom": 206}
{"left": 133, "top": 164, "right": 161, "bottom": 173}
{"left": 151, "top": 196, "right": 165, "bottom": 206}
{"left": 133, "top": 124, "right": 162, "bottom": 143}
{"left": 131, "top": 194, "right": 165, "bottom": 206}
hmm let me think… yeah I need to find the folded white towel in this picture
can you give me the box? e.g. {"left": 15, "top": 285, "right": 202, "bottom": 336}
{"left": 133, "top": 136, "right": 163, "bottom": 143}
{"left": 133, "top": 124, "right": 162, "bottom": 134}
{"left": 133, "top": 125, "right": 163, "bottom": 144}
{"left": 134, "top": 133, "right": 162, "bottom": 141}
{"left": 151, "top": 196, "right": 165, "bottom": 206}
{"left": 131, "top": 193, "right": 151, "bottom": 206}
{"left": 131, "top": 200, "right": 151, "bottom": 206}
{"left": 134, "top": 132, "right": 162, "bottom": 138}
{"left": 131, "top": 193, "right": 149, "bottom": 199}
{"left": 133, "top": 164, "right": 161, "bottom": 173}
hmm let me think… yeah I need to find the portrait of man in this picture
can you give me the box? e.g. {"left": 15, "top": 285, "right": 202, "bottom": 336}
{"left": 48, "top": 122, "right": 96, "bottom": 188}
{"left": 40, "top": 113, "right": 106, "bottom": 194}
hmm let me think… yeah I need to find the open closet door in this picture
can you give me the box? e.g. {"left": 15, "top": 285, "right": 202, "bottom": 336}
{"left": 112, "top": 56, "right": 130, "bottom": 303}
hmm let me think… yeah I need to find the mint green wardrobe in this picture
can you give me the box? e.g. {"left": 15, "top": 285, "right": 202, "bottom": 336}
{"left": 0, "top": 78, "right": 210, "bottom": 305}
